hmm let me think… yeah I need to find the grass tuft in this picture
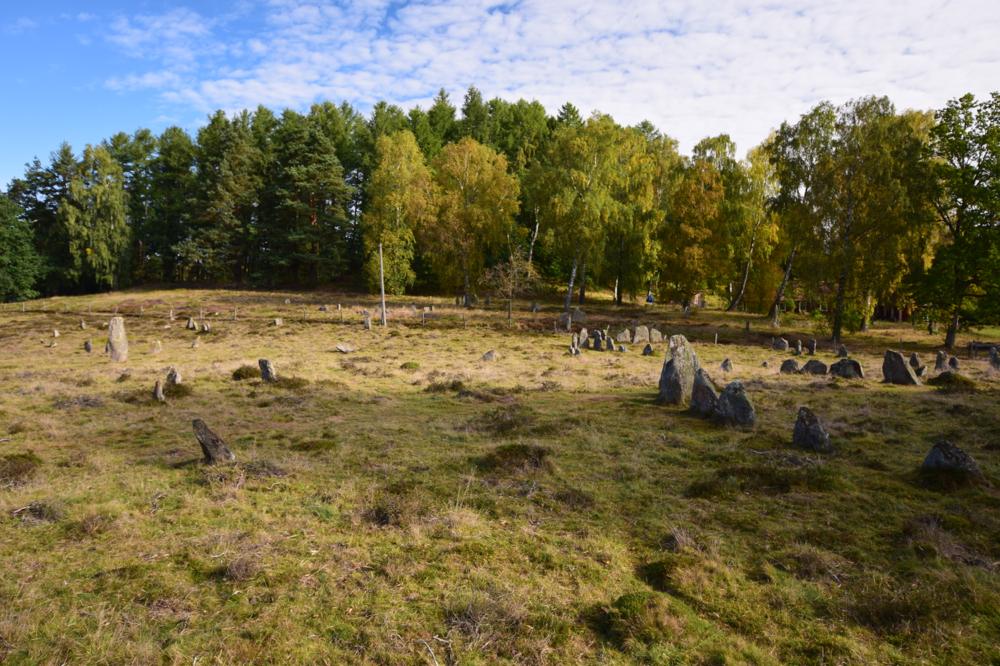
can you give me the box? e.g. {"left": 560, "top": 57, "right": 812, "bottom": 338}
{"left": 0, "top": 451, "right": 42, "bottom": 488}
{"left": 232, "top": 364, "right": 261, "bottom": 381}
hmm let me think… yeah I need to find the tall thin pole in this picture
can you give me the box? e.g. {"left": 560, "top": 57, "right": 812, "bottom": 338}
{"left": 378, "top": 242, "right": 387, "bottom": 327}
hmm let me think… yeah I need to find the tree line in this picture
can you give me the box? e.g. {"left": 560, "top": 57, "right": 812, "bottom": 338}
{"left": 1, "top": 87, "right": 998, "bottom": 346}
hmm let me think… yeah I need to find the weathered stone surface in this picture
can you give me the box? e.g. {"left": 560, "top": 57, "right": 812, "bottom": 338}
{"left": 882, "top": 350, "right": 920, "bottom": 385}
{"left": 166, "top": 367, "right": 182, "bottom": 386}
{"left": 921, "top": 440, "right": 981, "bottom": 477}
{"left": 713, "top": 381, "right": 756, "bottom": 428}
{"left": 794, "top": 340, "right": 803, "bottom": 355}
{"left": 151, "top": 340, "right": 162, "bottom": 354}
{"left": 571, "top": 333, "right": 579, "bottom": 350}
{"left": 909, "top": 352, "right": 922, "bottom": 369}
{"left": 934, "top": 350, "right": 947, "bottom": 371}
{"left": 801, "top": 359, "right": 828, "bottom": 375}
{"left": 633, "top": 325, "right": 650, "bottom": 343}
{"left": 193, "top": 419, "right": 236, "bottom": 464}
{"left": 780, "top": 359, "right": 800, "bottom": 374}
{"left": 649, "top": 328, "right": 663, "bottom": 343}
{"left": 201, "top": 322, "right": 211, "bottom": 333}
{"left": 578, "top": 328, "right": 588, "bottom": 344}
{"left": 79, "top": 320, "right": 87, "bottom": 330}
{"left": 836, "top": 344, "right": 849, "bottom": 358}
{"left": 481, "top": 350, "right": 497, "bottom": 362}
{"left": 259, "top": 359, "right": 278, "bottom": 382}
{"left": 792, "top": 407, "right": 832, "bottom": 453}
{"left": 615, "top": 328, "right": 632, "bottom": 343}
{"left": 582, "top": 338, "right": 591, "bottom": 350}
{"left": 363, "top": 315, "right": 372, "bottom": 330}
{"left": 617, "top": 344, "right": 627, "bottom": 353}
{"left": 153, "top": 379, "right": 166, "bottom": 403}
{"left": 605, "top": 336, "right": 615, "bottom": 351}
{"left": 107, "top": 316, "right": 129, "bottom": 362}
{"left": 807, "top": 339, "right": 817, "bottom": 355}
{"left": 186, "top": 317, "right": 197, "bottom": 331}
{"left": 83, "top": 340, "right": 93, "bottom": 353}
{"left": 948, "top": 356, "right": 960, "bottom": 371}
{"left": 773, "top": 337, "right": 789, "bottom": 351}
{"left": 334, "top": 344, "right": 355, "bottom": 353}
{"left": 272, "top": 318, "right": 283, "bottom": 327}
{"left": 690, "top": 369, "right": 719, "bottom": 417}
{"left": 284, "top": 298, "right": 291, "bottom": 305}
{"left": 642, "top": 343, "right": 654, "bottom": 356}
{"left": 990, "top": 347, "right": 1000, "bottom": 371}
{"left": 656, "top": 335, "right": 700, "bottom": 406}
{"left": 721, "top": 358, "right": 733, "bottom": 373}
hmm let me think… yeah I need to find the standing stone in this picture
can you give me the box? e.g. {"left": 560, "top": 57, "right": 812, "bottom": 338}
{"left": 656, "top": 335, "right": 700, "bottom": 406}
{"left": 773, "top": 338, "right": 789, "bottom": 351}
{"left": 152, "top": 380, "right": 166, "bottom": 403}
{"left": 83, "top": 340, "right": 93, "bottom": 353}
{"left": 201, "top": 322, "right": 211, "bottom": 333}
{"left": 363, "top": 315, "right": 372, "bottom": 331}
{"left": 191, "top": 338, "right": 200, "bottom": 349}
{"left": 721, "top": 358, "right": 733, "bottom": 373}
{"left": 168, "top": 308, "right": 176, "bottom": 321}
{"left": 801, "top": 359, "right": 828, "bottom": 375}
{"left": 284, "top": 298, "right": 291, "bottom": 305}
{"left": 649, "top": 328, "right": 663, "bottom": 343}
{"left": 530, "top": 302, "right": 540, "bottom": 313}
{"left": 617, "top": 344, "right": 627, "bottom": 353}
{"left": 186, "top": 317, "right": 197, "bottom": 331}
{"left": 780, "top": 359, "right": 800, "bottom": 374}
{"left": 107, "top": 316, "right": 128, "bottom": 362}
{"left": 690, "top": 369, "right": 719, "bottom": 417}
{"left": 571, "top": 333, "right": 579, "bottom": 350}
{"left": 792, "top": 407, "right": 832, "bottom": 453}
{"left": 481, "top": 350, "right": 497, "bottom": 362}
{"left": 836, "top": 344, "right": 849, "bottom": 358}
{"left": 921, "top": 440, "right": 981, "bottom": 477}
{"left": 79, "top": 320, "right": 87, "bottom": 330}
{"left": 52, "top": 329, "right": 60, "bottom": 338}
{"left": 151, "top": 340, "right": 163, "bottom": 354}
{"left": 259, "top": 359, "right": 278, "bottom": 382}
{"left": 582, "top": 338, "right": 591, "bottom": 350}
{"left": 272, "top": 318, "right": 283, "bottom": 327}
{"left": 933, "top": 350, "right": 947, "bottom": 371}
{"left": 990, "top": 347, "right": 1000, "bottom": 371}
{"left": 579, "top": 328, "right": 589, "bottom": 344}
{"left": 615, "top": 328, "right": 632, "bottom": 343}
{"left": 794, "top": 340, "right": 803, "bottom": 356}
{"left": 166, "top": 367, "right": 182, "bottom": 386}
{"left": 807, "top": 339, "right": 817, "bottom": 355}
{"left": 605, "top": 336, "right": 615, "bottom": 351}
{"left": 193, "top": 419, "right": 236, "bottom": 464}
{"left": 882, "top": 350, "right": 920, "bottom": 385}
{"left": 633, "top": 326, "right": 650, "bottom": 343}
{"left": 642, "top": 343, "right": 654, "bottom": 356}
{"left": 909, "top": 352, "right": 922, "bottom": 370}
{"left": 713, "top": 381, "right": 756, "bottom": 428}
{"left": 948, "top": 356, "right": 960, "bottom": 371}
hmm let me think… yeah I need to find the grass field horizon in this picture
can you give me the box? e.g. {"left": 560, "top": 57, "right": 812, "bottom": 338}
{"left": 1, "top": 288, "right": 997, "bottom": 665}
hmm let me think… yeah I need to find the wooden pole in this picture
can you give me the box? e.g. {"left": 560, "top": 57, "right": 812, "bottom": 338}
{"left": 378, "top": 242, "right": 387, "bottom": 327}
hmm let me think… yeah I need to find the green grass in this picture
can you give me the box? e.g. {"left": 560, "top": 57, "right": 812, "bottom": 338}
{"left": 0, "top": 287, "right": 998, "bottom": 664}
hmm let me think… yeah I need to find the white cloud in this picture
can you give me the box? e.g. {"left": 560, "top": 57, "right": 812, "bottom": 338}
{"left": 102, "top": 0, "right": 1000, "bottom": 155}
{"left": 4, "top": 17, "right": 38, "bottom": 34}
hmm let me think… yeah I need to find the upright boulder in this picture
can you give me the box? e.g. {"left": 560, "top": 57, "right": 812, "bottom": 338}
{"left": 107, "top": 316, "right": 128, "bottom": 362}
{"left": 721, "top": 358, "right": 733, "bottom": 373}
{"left": 193, "top": 419, "right": 236, "bottom": 464}
{"left": 657, "top": 335, "right": 700, "bottom": 406}
{"left": 948, "top": 356, "right": 960, "bottom": 371}
{"left": 259, "top": 359, "right": 278, "bottom": 382}
{"left": 633, "top": 325, "right": 650, "bottom": 343}
{"left": 186, "top": 317, "right": 197, "bottom": 331}
{"left": 605, "top": 336, "right": 615, "bottom": 352}
{"left": 690, "top": 369, "right": 719, "bottom": 417}
{"left": 713, "top": 381, "right": 755, "bottom": 428}
{"left": 801, "top": 359, "right": 828, "bottom": 375}
{"left": 615, "top": 328, "right": 632, "bottom": 343}
{"left": 836, "top": 344, "right": 849, "bottom": 358}
{"left": 921, "top": 440, "right": 981, "bottom": 478}
{"left": 792, "top": 407, "right": 832, "bottom": 453}
{"left": 649, "top": 328, "right": 663, "bottom": 343}
{"left": 806, "top": 339, "right": 817, "bottom": 355}
{"left": 166, "top": 367, "right": 182, "bottom": 386}
{"left": 934, "top": 350, "right": 947, "bottom": 371}
{"left": 780, "top": 359, "right": 800, "bottom": 374}
{"left": 83, "top": 340, "right": 93, "bottom": 354}
{"left": 794, "top": 340, "right": 803, "bottom": 356}
{"left": 882, "top": 350, "right": 920, "bottom": 385}
{"left": 830, "top": 358, "right": 864, "bottom": 379}
{"left": 642, "top": 343, "right": 654, "bottom": 356}
{"left": 773, "top": 338, "right": 789, "bottom": 351}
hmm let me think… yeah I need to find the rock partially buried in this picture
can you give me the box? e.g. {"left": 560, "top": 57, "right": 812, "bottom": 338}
{"left": 721, "top": 358, "right": 733, "bottom": 372}
{"left": 921, "top": 440, "right": 981, "bottom": 478}
{"left": 657, "top": 335, "right": 700, "bottom": 406}
{"left": 792, "top": 406, "right": 832, "bottom": 453}
{"left": 690, "top": 369, "right": 719, "bottom": 417}
{"left": 334, "top": 344, "right": 355, "bottom": 353}
{"left": 713, "top": 381, "right": 756, "bottom": 428}
{"left": 107, "top": 316, "right": 128, "bottom": 362}
{"left": 272, "top": 318, "right": 283, "bottom": 327}
{"left": 642, "top": 343, "right": 654, "bottom": 356}
{"left": 83, "top": 340, "right": 93, "bottom": 353}
{"left": 193, "top": 419, "right": 236, "bottom": 464}
{"left": 829, "top": 358, "right": 864, "bottom": 379}
{"left": 801, "top": 359, "right": 828, "bottom": 375}
{"left": 882, "top": 350, "right": 920, "bottom": 385}
{"left": 481, "top": 350, "right": 497, "bottom": 362}
{"left": 780, "top": 359, "right": 800, "bottom": 374}
{"left": 259, "top": 359, "right": 278, "bottom": 382}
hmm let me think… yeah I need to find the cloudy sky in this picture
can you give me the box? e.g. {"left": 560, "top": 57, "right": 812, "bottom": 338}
{"left": 2, "top": 0, "right": 999, "bottom": 186}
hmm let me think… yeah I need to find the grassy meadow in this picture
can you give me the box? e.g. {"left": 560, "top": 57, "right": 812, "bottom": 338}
{"left": 0, "top": 289, "right": 998, "bottom": 665}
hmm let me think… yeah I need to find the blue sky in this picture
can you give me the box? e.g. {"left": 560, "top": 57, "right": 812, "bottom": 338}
{"left": 3, "top": 0, "right": 1000, "bottom": 187}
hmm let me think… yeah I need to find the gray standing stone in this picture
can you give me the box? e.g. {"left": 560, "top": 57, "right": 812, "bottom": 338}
{"left": 794, "top": 340, "right": 803, "bottom": 356}
{"left": 713, "top": 381, "right": 756, "bottom": 428}
{"left": 530, "top": 302, "right": 540, "bottom": 313}
{"left": 363, "top": 315, "right": 372, "bottom": 330}
{"left": 948, "top": 356, "right": 960, "bottom": 371}
{"left": 642, "top": 343, "right": 654, "bottom": 356}
{"left": 990, "top": 347, "right": 1000, "bottom": 371}
{"left": 615, "top": 328, "right": 632, "bottom": 343}
{"left": 272, "top": 318, "right": 283, "bottom": 327}
{"left": 649, "top": 328, "right": 663, "bottom": 343}
{"left": 773, "top": 338, "right": 790, "bottom": 351}
{"left": 481, "top": 350, "right": 497, "bottom": 362}
{"left": 169, "top": 309, "right": 176, "bottom": 321}
{"left": 721, "top": 358, "right": 733, "bottom": 373}
{"left": 186, "top": 317, "right": 197, "bottom": 331}
{"left": 79, "top": 320, "right": 87, "bottom": 330}
{"left": 107, "top": 316, "right": 128, "bottom": 362}
{"left": 656, "top": 335, "right": 700, "bottom": 406}
{"left": 201, "top": 322, "right": 211, "bottom": 333}
{"left": 571, "top": 333, "right": 579, "bottom": 350}
{"left": 579, "top": 328, "right": 589, "bottom": 344}
{"left": 166, "top": 367, "right": 182, "bottom": 386}
{"left": 921, "top": 440, "right": 981, "bottom": 477}
{"left": 801, "top": 359, "right": 828, "bottom": 375}
{"left": 153, "top": 379, "right": 166, "bottom": 403}
{"left": 780, "top": 359, "right": 800, "bottom": 374}
{"left": 193, "top": 419, "right": 236, "bottom": 464}
{"left": 605, "top": 336, "right": 615, "bottom": 351}
{"left": 909, "top": 352, "right": 922, "bottom": 369}
{"left": 807, "top": 339, "right": 817, "bottom": 355}
{"left": 934, "top": 350, "right": 947, "bottom": 371}
{"left": 882, "top": 350, "right": 920, "bottom": 385}
{"left": 617, "top": 344, "right": 627, "bottom": 353}
{"left": 83, "top": 340, "right": 93, "bottom": 353}
{"left": 284, "top": 298, "right": 291, "bottom": 305}
{"left": 836, "top": 344, "right": 849, "bottom": 358}
{"left": 690, "top": 369, "right": 719, "bottom": 417}
{"left": 582, "top": 338, "right": 591, "bottom": 350}
{"left": 792, "top": 407, "right": 832, "bottom": 453}
{"left": 633, "top": 325, "right": 650, "bottom": 343}
{"left": 259, "top": 359, "right": 278, "bottom": 382}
